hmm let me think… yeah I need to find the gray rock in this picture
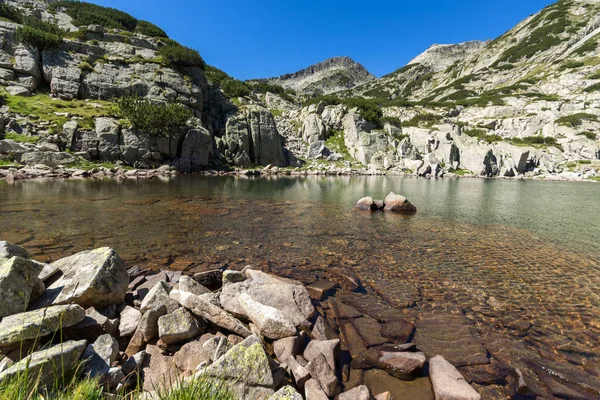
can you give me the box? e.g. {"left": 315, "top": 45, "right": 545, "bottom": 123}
{"left": 95, "top": 118, "right": 121, "bottom": 161}
{"left": 356, "top": 196, "right": 376, "bottom": 211}
{"left": 142, "top": 344, "right": 179, "bottom": 392}
{"left": 308, "top": 353, "right": 341, "bottom": 397}
{"left": 335, "top": 385, "right": 371, "bottom": 400}
{"left": 287, "top": 356, "right": 310, "bottom": 389}
{"left": 273, "top": 336, "right": 304, "bottom": 365}
{"left": 383, "top": 192, "right": 417, "bottom": 213}
{"left": 31, "top": 247, "right": 129, "bottom": 310}
{"left": 202, "top": 334, "right": 275, "bottom": 397}
{"left": 0, "top": 305, "right": 85, "bottom": 352}
{"left": 177, "top": 128, "right": 212, "bottom": 172}
{"left": 0, "top": 340, "right": 87, "bottom": 388}
{"left": 304, "top": 378, "right": 329, "bottom": 400}
{"left": 0, "top": 256, "right": 44, "bottom": 318}
{"left": 223, "top": 270, "right": 245, "bottom": 284}
{"left": 82, "top": 334, "right": 119, "bottom": 378}
{"left": 49, "top": 67, "right": 81, "bottom": 100}
{"left": 13, "top": 45, "right": 40, "bottom": 79}
{"left": 378, "top": 351, "right": 426, "bottom": 380}
{"left": 18, "top": 151, "right": 75, "bottom": 167}
{"left": 121, "top": 350, "right": 145, "bottom": 376}
{"left": 269, "top": 385, "right": 303, "bottom": 400}
{"left": 0, "top": 241, "right": 30, "bottom": 260}
{"left": 119, "top": 306, "right": 142, "bottom": 337}
{"left": 68, "top": 307, "right": 119, "bottom": 342}
{"left": 429, "top": 355, "right": 481, "bottom": 400}
{"left": 178, "top": 275, "right": 211, "bottom": 296}
{"left": 238, "top": 293, "right": 297, "bottom": 340}
{"left": 170, "top": 289, "right": 251, "bottom": 338}
{"left": 220, "top": 269, "right": 314, "bottom": 327}
{"left": 304, "top": 339, "right": 339, "bottom": 371}
{"left": 140, "top": 281, "right": 179, "bottom": 314}
{"left": 125, "top": 304, "right": 167, "bottom": 357}
{"left": 173, "top": 337, "right": 213, "bottom": 372}
{"left": 158, "top": 307, "right": 202, "bottom": 344}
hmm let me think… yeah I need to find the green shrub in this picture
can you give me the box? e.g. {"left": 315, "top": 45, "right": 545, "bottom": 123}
{"left": 250, "top": 81, "right": 296, "bottom": 102}
{"left": 17, "top": 25, "right": 63, "bottom": 52}
{"left": 510, "top": 136, "right": 561, "bottom": 150}
{"left": 560, "top": 60, "right": 584, "bottom": 70}
{"left": 403, "top": 113, "right": 444, "bottom": 128}
{"left": 135, "top": 20, "right": 168, "bottom": 38}
{"left": 555, "top": 113, "right": 599, "bottom": 127}
{"left": 78, "top": 61, "right": 94, "bottom": 72}
{"left": 23, "top": 16, "right": 64, "bottom": 36}
{"left": 0, "top": 3, "right": 23, "bottom": 23}
{"left": 493, "top": 63, "right": 515, "bottom": 71}
{"left": 572, "top": 40, "right": 597, "bottom": 56}
{"left": 64, "top": 28, "right": 87, "bottom": 41}
{"left": 583, "top": 82, "right": 600, "bottom": 93}
{"left": 221, "top": 79, "right": 251, "bottom": 98}
{"left": 578, "top": 131, "right": 597, "bottom": 140}
{"left": 118, "top": 96, "right": 192, "bottom": 136}
{"left": 463, "top": 128, "right": 503, "bottom": 143}
{"left": 159, "top": 44, "right": 205, "bottom": 70}
{"left": 381, "top": 116, "right": 402, "bottom": 128}
{"left": 51, "top": 0, "right": 137, "bottom": 31}
{"left": 588, "top": 71, "right": 600, "bottom": 80}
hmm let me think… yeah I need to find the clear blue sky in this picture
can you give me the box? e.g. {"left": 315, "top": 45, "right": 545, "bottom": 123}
{"left": 88, "top": 0, "right": 555, "bottom": 80}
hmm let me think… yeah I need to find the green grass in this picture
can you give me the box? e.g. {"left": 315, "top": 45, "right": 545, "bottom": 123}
{"left": 559, "top": 60, "right": 585, "bottom": 70}
{"left": 1, "top": 89, "right": 117, "bottom": 130}
{"left": 463, "top": 128, "right": 503, "bottom": 144}
{"left": 588, "top": 176, "right": 600, "bottom": 181}
{"left": 509, "top": 136, "right": 563, "bottom": 151}
{"left": 0, "top": 159, "right": 17, "bottom": 167}
{"left": 451, "top": 168, "right": 473, "bottom": 176}
{"left": 270, "top": 109, "right": 283, "bottom": 118}
{"left": 402, "top": 113, "right": 444, "bottom": 128}
{"left": 2, "top": 132, "right": 39, "bottom": 144}
{"left": 572, "top": 40, "right": 598, "bottom": 56}
{"left": 578, "top": 131, "right": 598, "bottom": 140}
{"left": 155, "top": 377, "right": 234, "bottom": 400}
{"left": 324, "top": 129, "right": 353, "bottom": 161}
{"left": 587, "top": 71, "right": 600, "bottom": 80}
{"left": 555, "top": 113, "right": 599, "bottom": 127}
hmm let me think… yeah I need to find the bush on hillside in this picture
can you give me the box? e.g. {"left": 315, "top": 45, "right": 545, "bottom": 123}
{"left": 159, "top": 44, "right": 205, "bottom": 70}
{"left": 17, "top": 25, "right": 63, "bottom": 52}
{"left": 118, "top": 96, "right": 192, "bottom": 137}
{"left": 51, "top": 0, "right": 137, "bottom": 31}
{"left": 0, "top": 3, "right": 23, "bottom": 23}
{"left": 135, "top": 20, "right": 167, "bottom": 38}
{"left": 221, "top": 79, "right": 251, "bottom": 98}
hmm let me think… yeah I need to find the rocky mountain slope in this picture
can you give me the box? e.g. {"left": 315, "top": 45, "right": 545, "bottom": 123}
{"left": 257, "top": 56, "right": 376, "bottom": 96}
{"left": 0, "top": 0, "right": 599, "bottom": 182}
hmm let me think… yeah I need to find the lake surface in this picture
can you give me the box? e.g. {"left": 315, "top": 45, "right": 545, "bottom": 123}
{"left": 1, "top": 175, "right": 600, "bottom": 397}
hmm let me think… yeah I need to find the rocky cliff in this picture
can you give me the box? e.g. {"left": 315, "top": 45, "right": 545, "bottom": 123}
{"left": 0, "top": 0, "right": 599, "bottom": 181}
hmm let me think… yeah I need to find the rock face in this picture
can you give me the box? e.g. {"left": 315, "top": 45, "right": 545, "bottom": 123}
{"left": 31, "top": 248, "right": 128, "bottom": 309}
{"left": 0, "top": 256, "right": 44, "bottom": 318}
{"left": 0, "top": 340, "right": 87, "bottom": 388}
{"left": 223, "top": 106, "right": 287, "bottom": 167}
{"left": 429, "top": 355, "right": 482, "bottom": 400}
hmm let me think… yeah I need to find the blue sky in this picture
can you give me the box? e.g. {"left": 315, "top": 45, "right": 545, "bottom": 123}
{"left": 88, "top": 0, "right": 555, "bottom": 80}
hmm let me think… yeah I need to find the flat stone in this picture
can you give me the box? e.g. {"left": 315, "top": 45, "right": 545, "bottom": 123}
{"left": 170, "top": 290, "right": 251, "bottom": 337}
{"left": 178, "top": 275, "right": 211, "bottom": 296}
{"left": 0, "top": 305, "right": 85, "bottom": 352}
{"left": 415, "top": 314, "right": 489, "bottom": 367}
{"left": 305, "top": 378, "right": 329, "bottom": 400}
{"left": 364, "top": 369, "right": 434, "bottom": 400}
{"left": 158, "top": 307, "right": 202, "bottom": 344}
{"left": 193, "top": 269, "right": 223, "bottom": 289}
{"left": 311, "top": 316, "right": 338, "bottom": 341}
{"left": 374, "top": 392, "right": 394, "bottom": 400}
{"left": 0, "top": 256, "right": 44, "bottom": 318}
{"left": 304, "top": 339, "right": 339, "bottom": 371}
{"left": 31, "top": 248, "right": 128, "bottom": 310}
{"left": 5, "top": 86, "right": 30, "bottom": 97}
{"left": 308, "top": 353, "right": 341, "bottom": 397}
{"left": 329, "top": 298, "right": 362, "bottom": 319}
{"left": 140, "top": 281, "right": 179, "bottom": 314}
{"left": 378, "top": 351, "right": 426, "bottom": 380}
{"left": 307, "top": 280, "right": 336, "bottom": 300}
{"left": 429, "top": 355, "right": 481, "bottom": 400}
{"left": 238, "top": 293, "right": 297, "bottom": 340}
{"left": 269, "top": 385, "right": 303, "bottom": 400}
{"left": 0, "top": 340, "right": 87, "bottom": 388}
{"left": 380, "top": 319, "right": 415, "bottom": 343}
{"left": 119, "top": 306, "right": 142, "bottom": 337}
{"left": 339, "top": 320, "right": 368, "bottom": 357}
{"left": 143, "top": 344, "right": 179, "bottom": 392}
{"left": 173, "top": 337, "right": 213, "bottom": 372}
{"left": 352, "top": 316, "right": 389, "bottom": 347}
{"left": 336, "top": 385, "right": 371, "bottom": 400}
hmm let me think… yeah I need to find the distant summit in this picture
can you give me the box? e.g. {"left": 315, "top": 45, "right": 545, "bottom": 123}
{"left": 259, "top": 56, "right": 375, "bottom": 95}
{"left": 407, "top": 41, "right": 488, "bottom": 72}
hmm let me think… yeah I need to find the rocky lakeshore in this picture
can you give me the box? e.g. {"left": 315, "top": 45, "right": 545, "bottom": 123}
{"left": 0, "top": 241, "right": 513, "bottom": 400}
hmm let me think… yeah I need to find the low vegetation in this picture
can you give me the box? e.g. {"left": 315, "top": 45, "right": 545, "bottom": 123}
{"left": 118, "top": 96, "right": 192, "bottom": 136}
{"left": 0, "top": 3, "right": 23, "bottom": 23}
{"left": 3, "top": 132, "right": 40, "bottom": 144}
{"left": 555, "top": 113, "right": 599, "bottom": 127}
{"left": 583, "top": 82, "right": 600, "bottom": 93}
{"left": 509, "top": 136, "right": 562, "bottom": 150}
{"left": 578, "top": 131, "right": 597, "bottom": 140}
{"left": 159, "top": 44, "right": 205, "bottom": 70}
{"left": 572, "top": 40, "right": 598, "bottom": 56}
{"left": 402, "top": 113, "right": 444, "bottom": 128}
{"left": 204, "top": 66, "right": 250, "bottom": 98}
{"left": 247, "top": 81, "right": 296, "bottom": 103}
{"left": 50, "top": 1, "right": 167, "bottom": 38}
{"left": 462, "top": 128, "right": 503, "bottom": 143}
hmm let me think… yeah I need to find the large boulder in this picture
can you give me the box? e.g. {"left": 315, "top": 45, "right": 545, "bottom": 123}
{"left": 0, "top": 256, "right": 44, "bottom": 318}
{"left": 238, "top": 293, "right": 296, "bottom": 340}
{"left": 383, "top": 192, "right": 417, "bottom": 213}
{"left": 202, "top": 334, "right": 276, "bottom": 399}
{"left": 158, "top": 307, "right": 202, "bottom": 344}
{"left": 176, "top": 127, "right": 212, "bottom": 173}
{"left": 31, "top": 248, "right": 129, "bottom": 310}
{"left": 220, "top": 269, "right": 315, "bottom": 327}
{"left": 81, "top": 334, "right": 119, "bottom": 379}
{"left": 0, "top": 340, "right": 87, "bottom": 388}
{"left": 95, "top": 118, "right": 121, "bottom": 161}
